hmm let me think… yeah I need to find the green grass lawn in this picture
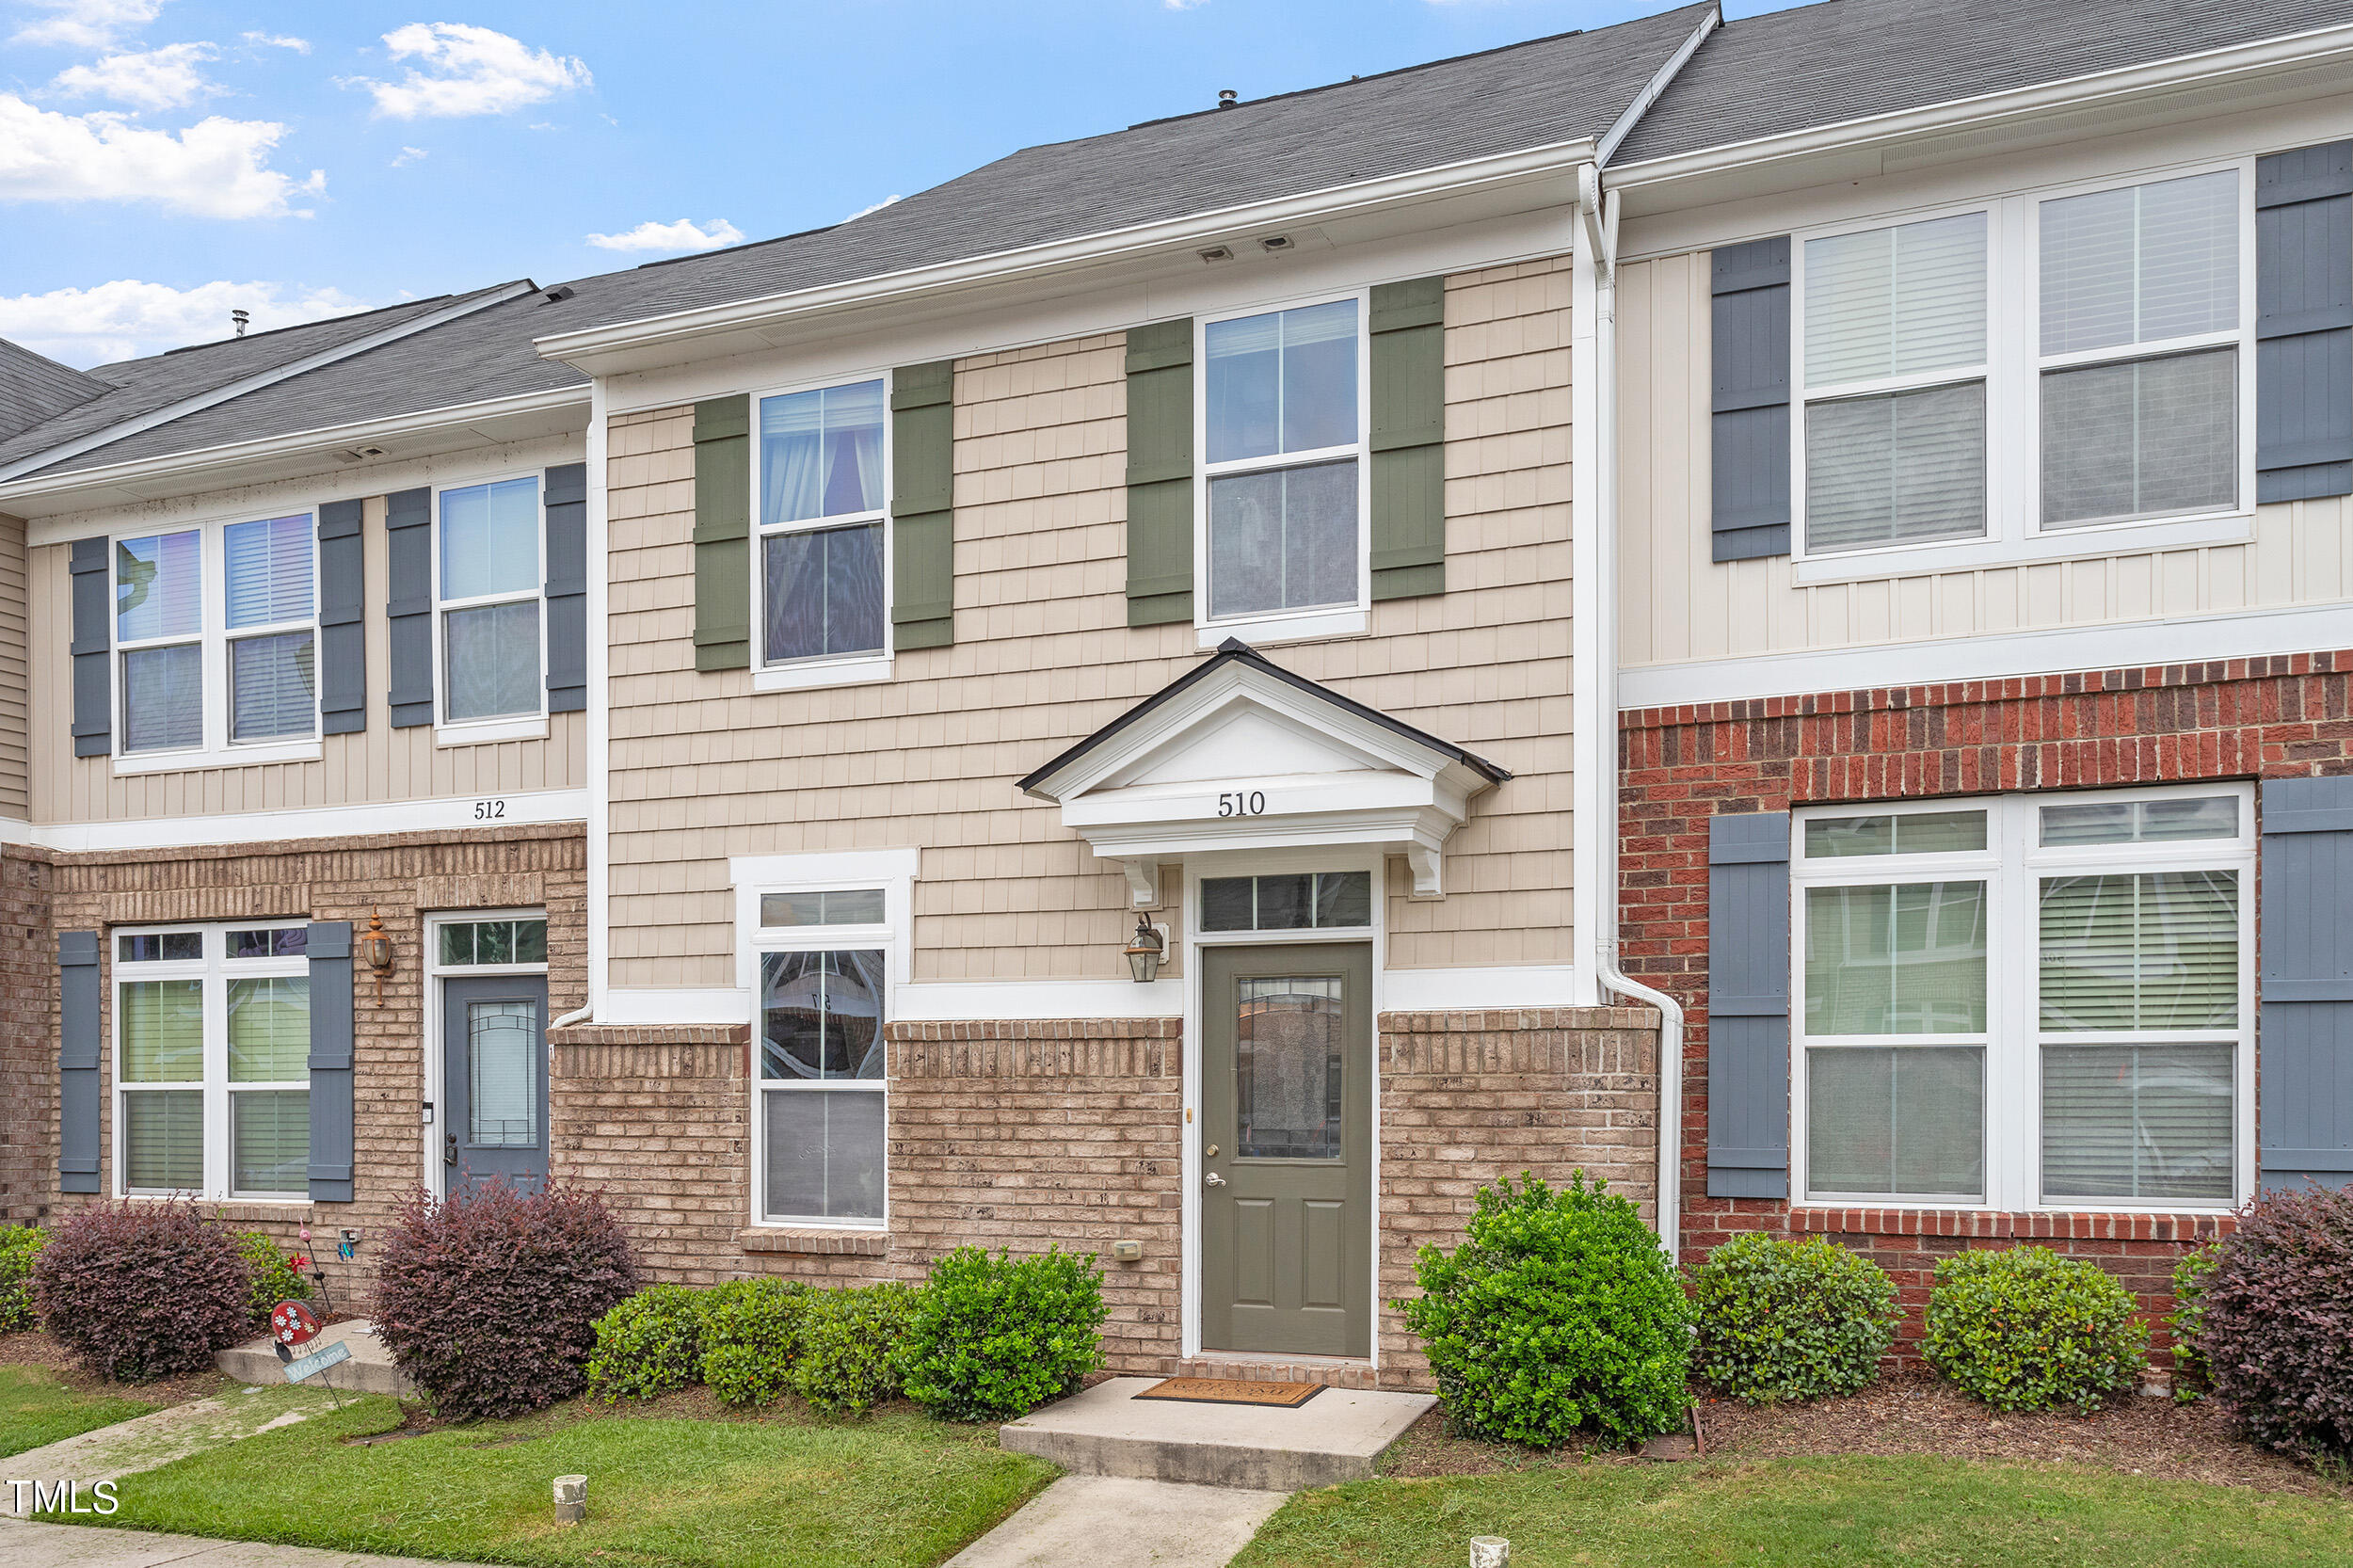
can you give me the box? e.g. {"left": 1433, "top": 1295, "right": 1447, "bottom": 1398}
{"left": 55, "top": 1392, "right": 1055, "bottom": 1568}
{"left": 0, "top": 1366, "right": 156, "bottom": 1460}
{"left": 1236, "top": 1454, "right": 2353, "bottom": 1568}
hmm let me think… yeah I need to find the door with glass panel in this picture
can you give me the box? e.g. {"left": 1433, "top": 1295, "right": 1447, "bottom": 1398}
{"left": 1200, "top": 942, "right": 1372, "bottom": 1357}
{"left": 441, "top": 976, "right": 548, "bottom": 1195}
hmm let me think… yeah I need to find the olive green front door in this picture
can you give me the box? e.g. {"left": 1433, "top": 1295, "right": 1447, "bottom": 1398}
{"left": 1200, "top": 942, "right": 1373, "bottom": 1357}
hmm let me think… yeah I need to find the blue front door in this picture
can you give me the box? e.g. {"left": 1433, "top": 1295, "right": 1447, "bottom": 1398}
{"left": 441, "top": 974, "right": 549, "bottom": 1194}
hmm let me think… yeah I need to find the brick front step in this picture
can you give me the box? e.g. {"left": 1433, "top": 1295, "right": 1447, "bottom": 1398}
{"left": 1175, "top": 1354, "right": 1382, "bottom": 1391}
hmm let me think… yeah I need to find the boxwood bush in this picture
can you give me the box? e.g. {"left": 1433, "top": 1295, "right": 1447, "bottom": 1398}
{"left": 792, "top": 1283, "right": 914, "bottom": 1416}
{"left": 698, "top": 1277, "right": 810, "bottom": 1407}
{"left": 236, "top": 1231, "right": 306, "bottom": 1328}
{"left": 2201, "top": 1185, "right": 2353, "bottom": 1464}
{"left": 587, "top": 1283, "right": 708, "bottom": 1403}
{"left": 2167, "top": 1243, "right": 2220, "bottom": 1401}
{"left": 371, "top": 1182, "right": 638, "bottom": 1421}
{"left": 1924, "top": 1246, "right": 2148, "bottom": 1413}
{"left": 32, "top": 1200, "right": 251, "bottom": 1380}
{"left": 0, "top": 1224, "right": 46, "bottom": 1334}
{"left": 901, "top": 1247, "right": 1106, "bottom": 1421}
{"left": 1689, "top": 1233, "right": 1896, "bottom": 1403}
{"left": 1398, "top": 1173, "right": 1691, "bottom": 1447}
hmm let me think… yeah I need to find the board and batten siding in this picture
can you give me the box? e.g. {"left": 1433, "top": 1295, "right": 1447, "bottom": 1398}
{"left": 603, "top": 256, "right": 1576, "bottom": 989}
{"left": 26, "top": 494, "right": 585, "bottom": 824}
{"left": 1617, "top": 252, "right": 2353, "bottom": 671}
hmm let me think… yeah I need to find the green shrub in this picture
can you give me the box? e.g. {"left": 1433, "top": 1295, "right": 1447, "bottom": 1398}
{"left": 1689, "top": 1233, "right": 1897, "bottom": 1404}
{"left": 2168, "top": 1244, "right": 2220, "bottom": 1402}
{"left": 1925, "top": 1246, "right": 2149, "bottom": 1414}
{"left": 235, "top": 1231, "right": 306, "bottom": 1328}
{"left": 587, "top": 1284, "right": 708, "bottom": 1403}
{"left": 697, "top": 1278, "right": 810, "bottom": 1408}
{"left": 901, "top": 1247, "right": 1106, "bottom": 1422}
{"left": 793, "top": 1283, "right": 914, "bottom": 1416}
{"left": 0, "top": 1226, "right": 45, "bottom": 1334}
{"left": 1397, "top": 1173, "right": 1691, "bottom": 1447}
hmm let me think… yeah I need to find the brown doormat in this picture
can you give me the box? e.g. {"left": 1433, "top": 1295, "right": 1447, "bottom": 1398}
{"left": 1133, "top": 1376, "right": 1323, "bottom": 1408}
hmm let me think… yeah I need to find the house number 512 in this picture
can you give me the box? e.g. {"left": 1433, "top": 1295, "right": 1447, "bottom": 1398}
{"left": 1217, "top": 791, "right": 1267, "bottom": 817}
{"left": 472, "top": 798, "right": 507, "bottom": 821}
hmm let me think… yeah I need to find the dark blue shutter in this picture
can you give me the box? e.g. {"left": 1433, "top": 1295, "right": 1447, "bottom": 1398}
{"left": 543, "top": 462, "right": 587, "bottom": 712}
{"left": 68, "top": 537, "right": 109, "bottom": 758}
{"left": 57, "top": 931, "right": 101, "bottom": 1195}
{"left": 306, "top": 920, "right": 356, "bottom": 1203}
{"left": 1708, "top": 811, "right": 1791, "bottom": 1198}
{"left": 2255, "top": 140, "right": 2353, "bottom": 504}
{"left": 2259, "top": 776, "right": 2353, "bottom": 1192}
{"left": 385, "top": 488, "right": 433, "bottom": 728}
{"left": 1711, "top": 237, "right": 1792, "bottom": 562}
{"left": 317, "top": 500, "right": 366, "bottom": 736}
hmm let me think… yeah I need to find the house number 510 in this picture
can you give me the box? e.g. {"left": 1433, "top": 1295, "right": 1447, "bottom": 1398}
{"left": 1217, "top": 791, "right": 1267, "bottom": 817}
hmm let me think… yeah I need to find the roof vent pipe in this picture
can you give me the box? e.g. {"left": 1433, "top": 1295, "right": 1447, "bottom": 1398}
{"left": 231, "top": 309, "right": 249, "bottom": 338}
{"left": 1217, "top": 88, "right": 1237, "bottom": 108}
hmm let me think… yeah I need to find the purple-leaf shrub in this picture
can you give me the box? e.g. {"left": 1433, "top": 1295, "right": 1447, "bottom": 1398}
{"left": 32, "top": 1200, "right": 253, "bottom": 1381}
{"left": 2201, "top": 1185, "right": 2353, "bottom": 1465}
{"left": 371, "top": 1182, "right": 638, "bottom": 1421}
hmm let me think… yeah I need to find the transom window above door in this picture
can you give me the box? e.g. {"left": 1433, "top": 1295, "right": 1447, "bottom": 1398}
{"left": 114, "top": 514, "right": 318, "bottom": 763}
{"left": 758, "top": 378, "right": 887, "bottom": 673}
{"left": 1201, "top": 871, "right": 1372, "bottom": 932}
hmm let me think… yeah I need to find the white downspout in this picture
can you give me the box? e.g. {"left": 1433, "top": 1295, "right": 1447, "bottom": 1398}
{"left": 552, "top": 375, "right": 608, "bottom": 1032}
{"left": 1571, "top": 166, "right": 1685, "bottom": 1259}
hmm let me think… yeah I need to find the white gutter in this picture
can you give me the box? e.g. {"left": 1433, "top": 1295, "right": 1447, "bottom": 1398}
{"left": 1593, "top": 5, "right": 1721, "bottom": 168}
{"left": 0, "top": 281, "right": 540, "bottom": 486}
{"left": 552, "top": 375, "right": 610, "bottom": 1034}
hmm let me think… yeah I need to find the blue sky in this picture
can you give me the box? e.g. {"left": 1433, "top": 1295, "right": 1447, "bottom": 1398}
{"left": 0, "top": 0, "right": 1806, "bottom": 366}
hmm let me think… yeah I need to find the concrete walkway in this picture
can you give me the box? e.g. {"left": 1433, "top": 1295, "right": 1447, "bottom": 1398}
{"left": 0, "top": 1517, "right": 489, "bottom": 1568}
{"left": 3, "top": 1384, "right": 344, "bottom": 1487}
{"left": 944, "top": 1476, "right": 1287, "bottom": 1568}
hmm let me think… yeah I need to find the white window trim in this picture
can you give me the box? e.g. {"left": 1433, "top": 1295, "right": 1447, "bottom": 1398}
{"left": 421, "top": 908, "right": 551, "bottom": 1196}
{"left": 1788, "top": 784, "right": 2256, "bottom": 1216}
{"left": 1192, "top": 290, "right": 1373, "bottom": 648}
{"left": 114, "top": 921, "right": 312, "bottom": 1202}
{"left": 731, "top": 847, "right": 918, "bottom": 1232}
{"left": 109, "top": 512, "right": 324, "bottom": 776}
{"left": 747, "top": 371, "right": 896, "bottom": 695}
{"left": 1787, "top": 156, "right": 2259, "bottom": 585}
{"left": 431, "top": 472, "right": 549, "bottom": 744}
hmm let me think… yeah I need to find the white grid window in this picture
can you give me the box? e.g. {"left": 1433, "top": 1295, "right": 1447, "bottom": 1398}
{"left": 755, "top": 377, "right": 889, "bottom": 679}
{"left": 114, "top": 516, "right": 317, "bottom": 761}
{"left": 436, "top": 476, "right": 544, "bottom": 726}
{"left": 1792, "top": 787, "right": 2252, "bottom": 1213}
{"left": 115, "top": 923, "right": 311, "bottom": 1200}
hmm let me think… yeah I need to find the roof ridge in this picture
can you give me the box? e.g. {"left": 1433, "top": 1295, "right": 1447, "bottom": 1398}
{"left": 152, "top": 286, "right": 486, "bottom": 360}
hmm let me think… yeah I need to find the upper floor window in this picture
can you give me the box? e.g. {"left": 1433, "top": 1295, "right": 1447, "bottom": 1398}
{"left": 1200, "top": 298, "right": 1367, "bottom": 635}
{"left": 437, "top": 477, "right": 542, "bottom": 724}
{"left": 758, "top": 378, "right": 887, "bottom": 673}
{"left": 116, "top": 515, "right": 317, "bottom": 759}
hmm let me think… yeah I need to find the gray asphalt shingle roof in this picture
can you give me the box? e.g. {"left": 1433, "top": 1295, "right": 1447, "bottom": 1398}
{"left": 0, "top": 342, "right": 104, "bottom": 444}
{"left": 1609, "top": 0, "right": 2353, "bottom": 167}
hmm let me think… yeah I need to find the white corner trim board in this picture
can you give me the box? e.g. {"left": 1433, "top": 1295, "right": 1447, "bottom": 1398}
{"left": 8, "top": 788, "right": 588, "bottom": 854}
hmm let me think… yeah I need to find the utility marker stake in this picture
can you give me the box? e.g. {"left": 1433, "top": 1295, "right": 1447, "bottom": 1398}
{"left": 553, "top": 1475, "right": 587, "bottom": 1526}
{"left": 1470, "top": 1538, "right": 1510, "bottom": 1568}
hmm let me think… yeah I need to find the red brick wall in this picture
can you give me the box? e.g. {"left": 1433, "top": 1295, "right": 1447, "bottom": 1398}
{"left": 1619, "top": 650, "right": 2353, "bottom": 1352}
{"left": 0, "top": 846, "right": 54, "bottom": 1224}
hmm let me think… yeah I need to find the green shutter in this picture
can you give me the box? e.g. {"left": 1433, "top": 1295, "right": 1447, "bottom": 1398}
{"left": 693, "top": 395, "right": 751, "bottom": 672}
{"left": 890, "top": 360, "right": 955, "bottom": 651}
{"left": 1126, "top": 318, "right": 1193, "bottom": 626}
{"left": 1369, "top": 277, "right": 1447, "bottom": 600}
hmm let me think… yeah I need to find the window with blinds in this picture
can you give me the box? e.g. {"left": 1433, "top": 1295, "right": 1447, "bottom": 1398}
{"left": 111, "top": 515, "right": 318, "bottom": 760}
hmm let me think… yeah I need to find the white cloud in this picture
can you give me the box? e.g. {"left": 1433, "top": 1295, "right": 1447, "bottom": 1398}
{"left": 0, "top": 278, "right": 368, "bottom": 366}
{"left": 0, "top": 94, "right": 324, "bottom": 217}
{"left": 843, "top": 194, "right": 902, "bottom": 222}
{"left": 51, "top": 41, "right": 217, "bottom": 110}
{"left": 584, "top": 216, "right": 743, "bottom": 254}
{"left": 11, "top": 0, "right": 163, "bottom": 48}
{"left": 1163, "top": 0, "right": 1209, "bottom": 9}
{"left": 240, "top": 30, "right": 308, "bottom": 53}
{"left": 354, "top": 23, "right": 590, "bottom": 120}
{"left": 390, "top": 145, "right": 426, "bottom": 167}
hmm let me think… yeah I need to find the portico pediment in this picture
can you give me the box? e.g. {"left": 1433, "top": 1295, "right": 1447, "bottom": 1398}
{"left": 1018, "top": 639, "right": 1509, "bottom": 903}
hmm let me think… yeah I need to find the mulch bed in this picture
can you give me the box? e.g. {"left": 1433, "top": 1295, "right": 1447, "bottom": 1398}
{"left": 0, "top": 1329, "right": 228, "bottom": 1410}
{"left": 1382, "top": 1373, "right": 2350, "bottom": 1499}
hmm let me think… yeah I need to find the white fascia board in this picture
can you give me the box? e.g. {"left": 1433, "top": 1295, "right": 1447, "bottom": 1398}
{"left": 7, "top": 787, "right": 586, "bottom": 855}
{"left": 0, "top": 282, "right": 541, "bottom": 487}
{"left": 1593, "top": 6, "right": 1721, "bottom": 168}
{"left": 896, "top": 977, "right": 1184, "bottom": 1022}
{"left": 1077, "top": 803, "right": 1462, "bottom": 863}
{"left": 1381, "top": 966, "right": 1583, "bottom": 1013}
{"left": 600, "top": 987, "right": 753, "bottom": 1027}
{"left": 1606, "top": 20, "right": 2353, "bottom": 201}
{"left": 535, "top": 137, "right": 1599, "bottom": 374}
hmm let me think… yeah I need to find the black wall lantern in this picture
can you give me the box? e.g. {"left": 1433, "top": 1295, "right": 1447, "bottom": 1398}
{"left": 1124, "top": 917, "right": 1165, "bottom": 984}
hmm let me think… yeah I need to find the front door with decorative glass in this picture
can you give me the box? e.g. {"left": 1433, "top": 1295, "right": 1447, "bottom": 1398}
{"left": 440, "top": 974, "right": 548, "bottom": 1195}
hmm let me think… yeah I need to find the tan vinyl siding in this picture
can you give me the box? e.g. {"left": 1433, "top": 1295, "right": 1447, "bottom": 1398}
{"left": 605, "top": 256, "right": 1575, "bottom": 988}
{"left": 0, "top": 512, "right": 27, "bottom": 817}
{"left": 26, "top": 495, "right": 584, "bottom": 824}
{"left": 1617, "top": 252, "right": 2353, "bottom": 669}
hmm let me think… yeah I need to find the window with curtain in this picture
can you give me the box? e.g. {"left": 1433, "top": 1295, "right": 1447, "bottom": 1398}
{"left": 2039, "top": 170, "right": 2241, "bottom": 527}
{"left": 115, "top": 923, "right": 310, "bottom": 1198}
{"left": 438, "top": 477, "right": 542, "bottom": 723}
{"left": 1793, "top": 791, "right": 2249, "bottom": 1212}
{"left": 759, "top": 379, "right": 886, "bottom": 667}
{"left": 1801, "top": 213, "right": 1989, "bottom": 552}
{"left": 1202, "top": 299, "right": 1364, "bottom": 622}
{"left": 754, "top": 888, "right": 889, "bottom": 1225}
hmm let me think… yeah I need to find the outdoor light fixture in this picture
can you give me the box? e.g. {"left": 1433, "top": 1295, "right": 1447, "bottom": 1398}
{"left": 1124, "top": 916, "right": 1165, "bottom": 984}
{"left": 360, "top": 909, "right": 395, "bottom": 1007}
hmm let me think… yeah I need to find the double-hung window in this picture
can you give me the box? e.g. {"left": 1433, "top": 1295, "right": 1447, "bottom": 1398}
{"left": 437, "top": 477, "right": 543, "bottom": 726}
{"left": 757, "top": 378, "right": 888, "bottom": 675}
{"left": 1794, "top": 787, "right": 2251, "bottom": 1212}
{"left": 1200, "top": 297, "right": 1368, "bottom": 637}
{"left": 753, "top": 886, "right": 891, "bottom": 1226}
{"left": 116, "top": 923, "right": 311, "bottom": 1200}
{"left": 116, "top": 516, "right": 317, "bottom": 760}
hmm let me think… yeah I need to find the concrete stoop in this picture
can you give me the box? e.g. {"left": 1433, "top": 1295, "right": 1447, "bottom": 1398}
{"left": 215, "top": 1319, "right": 416, "bottom": 1400}
{"left": 999, "top": 1376, "right": 1434, "bottom": 1492}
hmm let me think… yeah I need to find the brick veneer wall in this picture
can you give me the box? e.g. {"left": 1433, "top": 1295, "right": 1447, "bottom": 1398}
{"left": 43, "top": 824, "right": 587, "bottom": 1304}
{"left": 1619, "top": 650, "right": 2353, "bottom": 1353}
{"left": 0, "top": 845, "right": 55, "bottom": 1224}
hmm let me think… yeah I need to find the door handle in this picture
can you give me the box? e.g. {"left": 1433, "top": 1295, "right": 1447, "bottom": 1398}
{"left": 443, "top": 1133, "right": 457, "bottom": 1166}
{"left": 1205, "top": 1172, "right": 1225, "bottom": 1187}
